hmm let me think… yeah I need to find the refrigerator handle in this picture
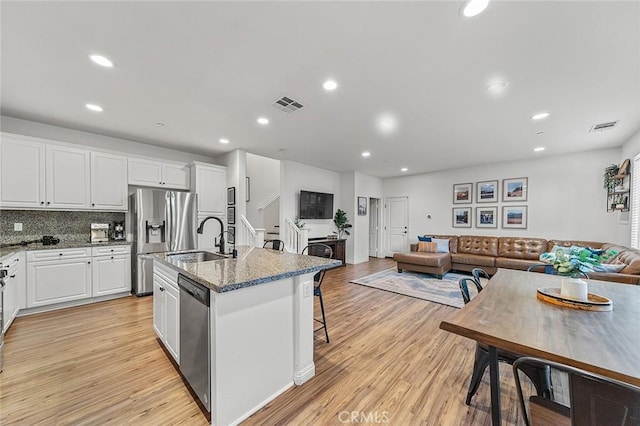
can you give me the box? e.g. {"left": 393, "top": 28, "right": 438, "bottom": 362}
{"left": 166, "top": 192, "right": 175, "bottom": 251}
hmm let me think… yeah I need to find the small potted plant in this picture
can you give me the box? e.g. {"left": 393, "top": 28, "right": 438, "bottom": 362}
{"left": 333, "top": 209, "right": 352, "bottom": 239}
{"left": 603, "top": 164, "right": 620, "bottom": 192}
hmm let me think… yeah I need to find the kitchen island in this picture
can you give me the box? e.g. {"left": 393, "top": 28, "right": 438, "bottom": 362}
{"left": 152, "top": 246, "right": 341, "bottom": 426}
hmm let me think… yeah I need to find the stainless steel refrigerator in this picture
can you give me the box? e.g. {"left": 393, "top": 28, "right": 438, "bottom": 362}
{"left": 130, "top": 189, "right": 197, "bottom": 296}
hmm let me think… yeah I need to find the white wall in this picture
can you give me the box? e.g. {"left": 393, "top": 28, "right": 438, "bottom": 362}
{"left": 383, "top": 148, "right": 629, "bottom": 246}
{"left": 1, "top": 115, "right": 217, "bottom": 163}
{"left": 622, "top": 128, "right": 640, "bottom": 161}
{"left": 245, "top": 153, "right": 280, "bottom": 231}
{"left": 216, "top": 149, "right": 247, "bottom": 223}
{"left": 340, "top": 171, "right": 356, "bottom": 263}
{"left": 280, "top": 160, "right": 341, "bottom": 239}
{"left": 353, "top": 172, "right": 384, "bottom": 264}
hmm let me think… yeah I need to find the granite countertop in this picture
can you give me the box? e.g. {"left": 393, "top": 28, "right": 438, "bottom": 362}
{"left": 0, "top": 240, "right": 131, "bottom": 259}
{"left": 153, "top": 245, "right": 342, "bottom": 293}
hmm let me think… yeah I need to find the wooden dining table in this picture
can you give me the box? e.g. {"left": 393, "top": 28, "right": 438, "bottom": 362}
{"left": 439, "top": 268, "right": 640, "bottom": 426}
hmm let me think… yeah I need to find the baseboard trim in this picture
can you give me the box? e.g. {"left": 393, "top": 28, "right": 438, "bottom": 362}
{"left": 18, "top": 292, "right": 131, "bottom": 317}
{"left": 294, "top": 363, "right": 316, "bottom": 385}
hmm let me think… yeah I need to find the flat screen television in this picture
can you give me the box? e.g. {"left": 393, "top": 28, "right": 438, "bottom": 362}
{"left": 299, "top": 190, "right": 334, "bottom": 219}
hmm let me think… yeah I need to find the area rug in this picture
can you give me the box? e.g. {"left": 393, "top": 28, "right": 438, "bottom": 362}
{"left": 350, "top": 268, "right": 482, "bottom": 308}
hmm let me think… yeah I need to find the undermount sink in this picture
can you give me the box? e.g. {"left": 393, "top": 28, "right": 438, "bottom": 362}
{"left": 166, "top": 251, "right": 226, "bottom": 263}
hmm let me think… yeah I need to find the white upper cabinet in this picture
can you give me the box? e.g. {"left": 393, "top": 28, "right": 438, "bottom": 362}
{"left": 91, "top": 152, "right": 128, "bottom": 211}
{"left": 46, "top": 145, "right": 91, "bottom": 209}
{"left": 190, "top": 162, "right": 227, "bottom": 215}
{"left": 0, "top": 135, "right": 46, "bottom": 208}
{"left": 129, "top": 158, "right": 190, "bottom": 190}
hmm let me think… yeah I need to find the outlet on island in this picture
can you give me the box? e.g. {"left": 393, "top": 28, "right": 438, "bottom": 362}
{"left": 14, "top": 223, "right": 23, "bottom": 231}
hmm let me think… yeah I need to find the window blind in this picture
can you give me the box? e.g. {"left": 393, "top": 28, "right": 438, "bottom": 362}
{"left": 630, "top": 155, "right": 640, "bottom": 248}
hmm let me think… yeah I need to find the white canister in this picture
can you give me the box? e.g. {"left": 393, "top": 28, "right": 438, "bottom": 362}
{"left": 560, "top": 277, "right": 588, "bottom": 301}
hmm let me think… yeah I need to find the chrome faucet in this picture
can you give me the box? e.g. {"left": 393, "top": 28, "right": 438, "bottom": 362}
{"left": 196, "top": 216, "right": 225, "bottom": 254}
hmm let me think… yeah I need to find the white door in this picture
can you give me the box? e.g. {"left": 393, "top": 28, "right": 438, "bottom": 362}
{"left": 164, "top": 282, "right": 180, "bottom": 362}
{"left": 384, "top": 197, "right": 409, "bottom": 256}
{"left": 27, "top": 258, "right": 92, "bottom": 307}
{"left": 152, "top": 275, "right": 165, "bottom": 340}
{"left": 91, "top": 152, "right": 128, "bottom": 210}
{"left": 92, "top": 254, "right": 131, "bottom": 296}
{"left": 46, "top": 145, "right": 91, "bottom": 209}
{"left": 128, "top": 158, "right": 163, "bottom": 187}
{"left": 0, "top": 137, "right": 46, "bottom": 208}
{"left": 162, "top": 164, "right": 190, "bottom": 190}
{"left": 369, "top": 198, "right": 380, "bottom": 257}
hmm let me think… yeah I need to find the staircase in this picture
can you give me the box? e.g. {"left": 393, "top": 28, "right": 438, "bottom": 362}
{"left": 282, "top": 217, "right": 309, "bottom": 254}
{"left": 237, "top": 215, "right": 265, "bottom": 248}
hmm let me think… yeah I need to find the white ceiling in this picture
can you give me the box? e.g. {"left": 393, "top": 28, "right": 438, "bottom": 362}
{"left": 1, "top": 1, "right": 639, "bottom": 178}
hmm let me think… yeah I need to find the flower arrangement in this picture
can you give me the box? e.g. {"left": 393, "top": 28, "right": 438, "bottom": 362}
{"left": 293, "top": 217, "right": 306, "bottom": 229}
{"left": 540, "top": 247, "right": 618, "bottom": 278}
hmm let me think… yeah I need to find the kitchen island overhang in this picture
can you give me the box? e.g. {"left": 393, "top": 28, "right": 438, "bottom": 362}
{"left": 152, "top": 246, "right": 341, "bottom": 426}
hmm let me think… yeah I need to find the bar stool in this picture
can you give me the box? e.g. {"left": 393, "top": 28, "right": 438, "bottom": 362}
{"left": 263, "top": 239, "right": 285, "bottom": 251}
{"left": 301, "top": 243, "right": 333, "bottom": 343}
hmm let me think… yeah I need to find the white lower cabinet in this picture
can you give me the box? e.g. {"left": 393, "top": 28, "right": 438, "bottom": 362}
{"left": 153, "top": 263, "right": 180, "bottom": 363}
{"left": 92, "top": 254, "right": 131, "bottom": 296}
{"left": 25, "top": 245, "right": 131, "bottom": 310}
{"left": 27, "top": 257, "right": 92, "bottom": 307}
{"left": 1, "top": 251, "right": 25, "bottom": 333}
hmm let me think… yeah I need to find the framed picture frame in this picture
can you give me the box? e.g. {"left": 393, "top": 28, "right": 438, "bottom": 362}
{"left": 227, "top": 187, "right": 236, "bottom": 205}
{"left": 503, "top": 177, "right": 528, "bottom": 202}
{"left": 246, "top": 177, "right": 250, "bottom": 202}
{"left": 357, "top": 196, "right": 367, "bottom": 216}
{"left": 477, "top": 180, "right": 498, "bottom": 203}
{"left": 227, "top": 226, "right": 235, "bottom": 244}
{"left": 502, "top": 205, "right": 527, "bottom": 229}
{"left": 227, "top": 206, "right": 236, "bottom": 225}
{"left": 452, "top": 207, "right": 472, "bottom": 228}
{"left": 476, "top": 206, "right": 498, "bottom": 228}
{"left": 453, "top": 183, "right": 473, "bottom": 204}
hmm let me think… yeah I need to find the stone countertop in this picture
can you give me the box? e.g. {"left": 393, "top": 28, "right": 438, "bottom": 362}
{"left": 0, "top": 240, "right": 131, "bottom": 259}
{"left": 153, "top": 246, "right": 342, "bottom": 293}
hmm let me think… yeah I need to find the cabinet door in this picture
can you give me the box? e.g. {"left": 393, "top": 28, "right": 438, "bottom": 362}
{"left": 91, "top": 152, "right": 128, "bottom": 211}
{"left": 92, "top": 254, "right": 131, "bottom": 297}
{"left": 0, "top": 136, "right": 46, "bottom": 208}
{"left": 27, "top": 258, "right": 92, "bottom": 307}
{"left": 128, "top": 158, "right": 163, "bottom": 187}
{"left": 162, "top": 163, "right": 190, "bottom": 190}
{"left": 194, "top": 165, "right": 226, "bottom": 214}
{"left": 153, "top": 275, "right": 166, "bottom": 341}
{"left": 46, "top": 145, "right": 91, "bottom": 209}
{"left": 164, "top": 282, "right": 180, "bottom": 363}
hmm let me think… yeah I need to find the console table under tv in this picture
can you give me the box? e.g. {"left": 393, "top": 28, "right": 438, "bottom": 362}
{"left": 308, "top": 238, "right": 346, "bottom": 266}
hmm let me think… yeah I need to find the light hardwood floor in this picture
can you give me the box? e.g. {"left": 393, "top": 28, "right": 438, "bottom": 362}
{"left": 0, "top": 258, "right": 525, "bottom": 425}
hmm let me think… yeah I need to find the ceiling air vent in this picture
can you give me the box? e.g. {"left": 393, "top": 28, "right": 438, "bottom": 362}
{"left": 590, "top": 121, "right": 619, "bottom": 132}
{"left": 271, "top": 96, "right": 304, "bottom": 114}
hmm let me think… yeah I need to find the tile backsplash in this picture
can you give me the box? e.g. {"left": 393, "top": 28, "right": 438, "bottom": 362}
{"left": 0, "top": 210, "right": 125, "bottom": 244}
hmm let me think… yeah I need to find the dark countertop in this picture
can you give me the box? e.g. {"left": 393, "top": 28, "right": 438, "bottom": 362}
{"left": 152, "top": 245, "right": 341, "bottom": 293}
{"left": 0, "top": 240, "right": 131, "bottom": 259}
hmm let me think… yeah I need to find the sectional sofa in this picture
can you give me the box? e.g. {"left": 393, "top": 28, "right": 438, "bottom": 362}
{"left": 392, "top": 234, "right": 640, "bottom": 284}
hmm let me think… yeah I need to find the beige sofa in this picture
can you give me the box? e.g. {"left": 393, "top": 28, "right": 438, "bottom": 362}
{"left": 393, "top": 235, "right": 640, "bottom": 284}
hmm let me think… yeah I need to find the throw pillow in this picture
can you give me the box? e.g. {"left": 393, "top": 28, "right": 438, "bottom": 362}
{"left": 594, "top": 261, "right": 626, "bottom": 273}
{"left": 418, "top": 241, "right": 437, "bottom": 253}
{"left": 417, "top": 236, "right": 432, "bottom": 242}
{"left": 433, "top": 238, "right": 450, "bottom": 253}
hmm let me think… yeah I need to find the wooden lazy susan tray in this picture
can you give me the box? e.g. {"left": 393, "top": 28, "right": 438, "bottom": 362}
{"left": 537, "top": 287, "right": 613, "bottom": 312}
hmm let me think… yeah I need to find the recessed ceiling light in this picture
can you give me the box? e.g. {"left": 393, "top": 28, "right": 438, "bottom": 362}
{"left": 401, "top": 167, "right": 408, "bottom": 172}
{"left": 486, "top": 80, "right": 509, "bottom": 94}
{"left": 323, "top": 80, "right": 338, "bottom": 91}
{"left": 156, "top": 122, "right": 165, "bottom": 127}
{"left": 460, "top": 0, "right": 490, "bottom": 17}
{"left": 531, "top": 112, "right": 550, "bottom": 120}
{"left": 537, "top": 131, "right": 545, "bottom": 135}
{"left": 377, "top": 114, "right": 397, "bottom": 133}
{"left": 219, "top": 138, "right": 229, "bottom": 144}
{"left": 362, "top": 151, "right": 371, "bottom": 157}
{"left": 533, "top": 147, "right": 546, "bottom": 152}
{"left": 257, "top": 117, "right": 269, "bottom": 125}
{"left": 89, "top": 54, "right": 114, "bottom": 68}
{"left": 85, "top": 103, "right": 103, "bottom": 112}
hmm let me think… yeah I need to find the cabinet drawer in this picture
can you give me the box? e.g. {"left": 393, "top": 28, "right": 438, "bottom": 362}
{"left": 0, "top": 250, "right": 21, "bottom": 268}
{"left": 154, "top": 261, "right": 179, "bottom": 290}
{"left": 27, "top": 247, "right": 91, "bottom": 262}
{"left": 91, "top": 245, "right": 131, "bottom": 256}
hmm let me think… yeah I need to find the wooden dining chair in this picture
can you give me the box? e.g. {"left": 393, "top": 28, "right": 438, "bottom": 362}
{"left": 263, "top": 239, "right": 285, "bottom": 251}
{"left": 301, "top": 243, "right": 333, "bottom": 343}
{"left": 513, "top": 357, "right": 640, "bottom": 426}
{"left": 458, "top": 278, "right": 553, "bottom": 405}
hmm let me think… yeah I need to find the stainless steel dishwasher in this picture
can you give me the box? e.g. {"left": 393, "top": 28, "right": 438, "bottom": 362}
{"left": 178, "top": 274, "right": 211, "bottom": 412}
